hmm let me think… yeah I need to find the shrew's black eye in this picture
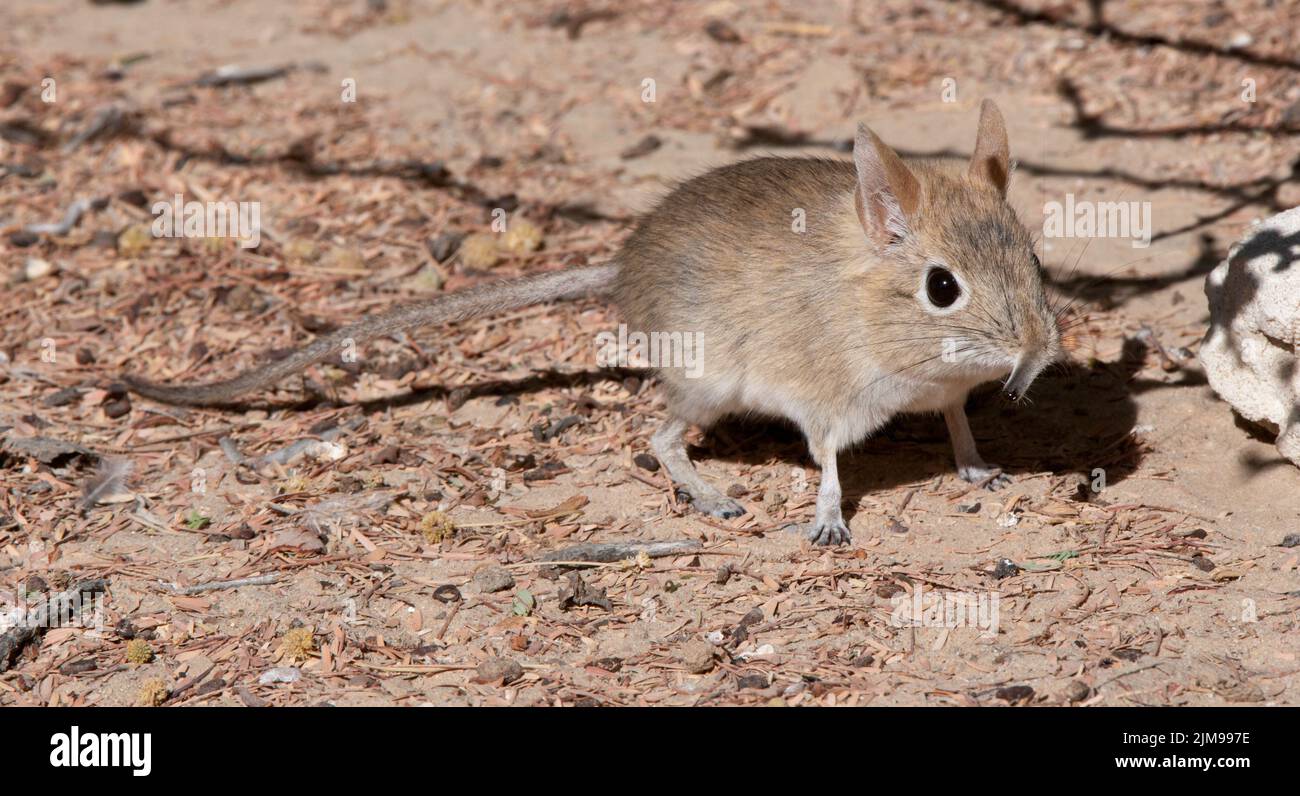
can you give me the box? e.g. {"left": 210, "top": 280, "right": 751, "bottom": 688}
{"left": 926, "top": 267, "right": 961, "bottom": 308}
{"left": 1031, "top": 253, "right": 1043, "bottom": 271}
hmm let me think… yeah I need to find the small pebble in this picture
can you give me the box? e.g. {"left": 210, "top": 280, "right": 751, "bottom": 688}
{"left": 704, "top": 18, "right": 742, "bottom": 43}
{"left": 474, "top": 657, "right": 523, "bottom": 685}
{"left": 117, "top": 188, "right": 148, "bottom": 207}
{"left": 956, "top": 502, "right": 981, "bottom": 514}
{"left": 258, "top": 667, "right": 301, "bottom": 685}
{"left": 736, "top": 674, "right": 767, "bottom": 690}
{"left": 1279, "top": 534, "right": 1300, "bottom": 548}
{"left": 42, "top": 387, "right": 83, "bottom": 407}
{"left": 875, "top": 582, "right": 904, "bottom": 598}
{"left": 24, "top": 257, "right": 55, "bottom": 280}
{"left": 619, "top": 134, "right": 662, "bottom": 160}
{"left": 632, "top": 452, "right": 659, "bottom": 472}
{"left": 473, "top": 567, "right": 515, "bottom": 593}
{"left": 103, "top": 397, "right": 131, "bottom": 419}
{"left": 1064, "top": 680, "right": 1092, "bottom": 702}
{"left": 993, "top": 558, "right": 1020, "bottom": 579}
{"left": 59, "top": 658, "right": 97, "bottom": 675}
{"left": 680, "top": 640, "right": 715, "bottom": 674}
{"left": 447, "top": 386, "right": 472, "bottom": 411}
{"left": 995, "top": 684, "right": 1035, "bottom": 703}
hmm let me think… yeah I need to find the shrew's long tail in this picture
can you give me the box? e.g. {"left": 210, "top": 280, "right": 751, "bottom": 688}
{"left": 123, "top": 263, "right": 617, "bottom": 406}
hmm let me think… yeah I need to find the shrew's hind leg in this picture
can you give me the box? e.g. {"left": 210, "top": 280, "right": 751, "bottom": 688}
{"left": 651, "top": 416, "right": 746, "bottom": 519}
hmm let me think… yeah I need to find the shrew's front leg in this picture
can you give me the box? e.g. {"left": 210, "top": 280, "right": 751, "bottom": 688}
{"left": 943, "top": 402, "right": 1010, "bottom": 490}
{"left": 799, "top": 436, "right": 851, "bottom": 546}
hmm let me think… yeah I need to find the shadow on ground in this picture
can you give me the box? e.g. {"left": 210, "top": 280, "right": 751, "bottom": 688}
{"left": 684, "top": 352, "right": 1143, "bottom": 526}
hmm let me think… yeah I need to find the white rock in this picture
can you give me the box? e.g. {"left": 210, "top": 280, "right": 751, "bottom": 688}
{"left": 307, "top": 440, "right": 348, "bottom": 462}
{"left": 24, "top": 258, "right": 55, "bottom": 280}
{"left": 258, "top": 666, "right": 301, "bottom": 685}
{"left": 1200, "top": 206, "right": 1300, "bottom": 465}
{"left": 736, "top": 643, "right": 776, "bottom": 661}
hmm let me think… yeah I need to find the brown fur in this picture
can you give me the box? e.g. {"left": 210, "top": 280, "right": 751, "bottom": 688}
{"left": 613, "top": 151, "right": 1055, "bottom": 434}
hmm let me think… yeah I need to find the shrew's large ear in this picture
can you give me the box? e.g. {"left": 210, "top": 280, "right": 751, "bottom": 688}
{"left": 968, "top": 99, "right": 1011, "bottom": 196}
{"left": 853, "top": 122, "right": 920, "bottom": 247}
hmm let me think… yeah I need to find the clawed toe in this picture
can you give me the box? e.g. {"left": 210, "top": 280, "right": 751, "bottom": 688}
{"left": 792, "top": 519, "right": 851, "bottom": 546}
{"left": 959, "top": 465, "right": 1010, "bottom": 490}
{"left": 984, "top": 473, "right": 1012, "bottom": 490}
{"left": 679, "top": 490, "right": 747, "bottom": 519}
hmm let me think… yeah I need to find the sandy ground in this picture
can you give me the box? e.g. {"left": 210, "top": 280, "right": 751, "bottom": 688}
{"left": 1, "top": 0, "right": 1299, "bottom": 706}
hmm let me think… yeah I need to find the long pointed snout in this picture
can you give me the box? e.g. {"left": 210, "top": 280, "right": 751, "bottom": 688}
{"left": 1003, "top": 354, "right": 1043, "bottom": 402}
{"left": 1004, "top": 309, "right": 1063, "bottom": 402}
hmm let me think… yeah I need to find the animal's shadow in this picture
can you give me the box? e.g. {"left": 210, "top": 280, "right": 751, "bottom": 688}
{"left": 686, "top": 352, "right": 1143, "bottom": 527}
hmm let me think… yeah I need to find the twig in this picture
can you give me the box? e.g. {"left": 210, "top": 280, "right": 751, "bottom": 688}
{"left": 167, "top": 660, "right": 217, "bottom": 701}
{"left": 538, "top": 540, "right": 701, "bottom": 565}
{"left": 1095, "top": 660, "right": 1166, "bottom": 691}
{"left": 158, "top": 573, "right": 279, "bottom": 595}
{"left": 63, "top": 105, "right": 130, "bottom": 152}
{"left": 24, "top": 197, "right": 107, "bottom": 235}
{"left": 435, "top": 601, "right": 462, "bottom": 640}
{"left": 189, "top": 63, "right": 306, "bottom": 88}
